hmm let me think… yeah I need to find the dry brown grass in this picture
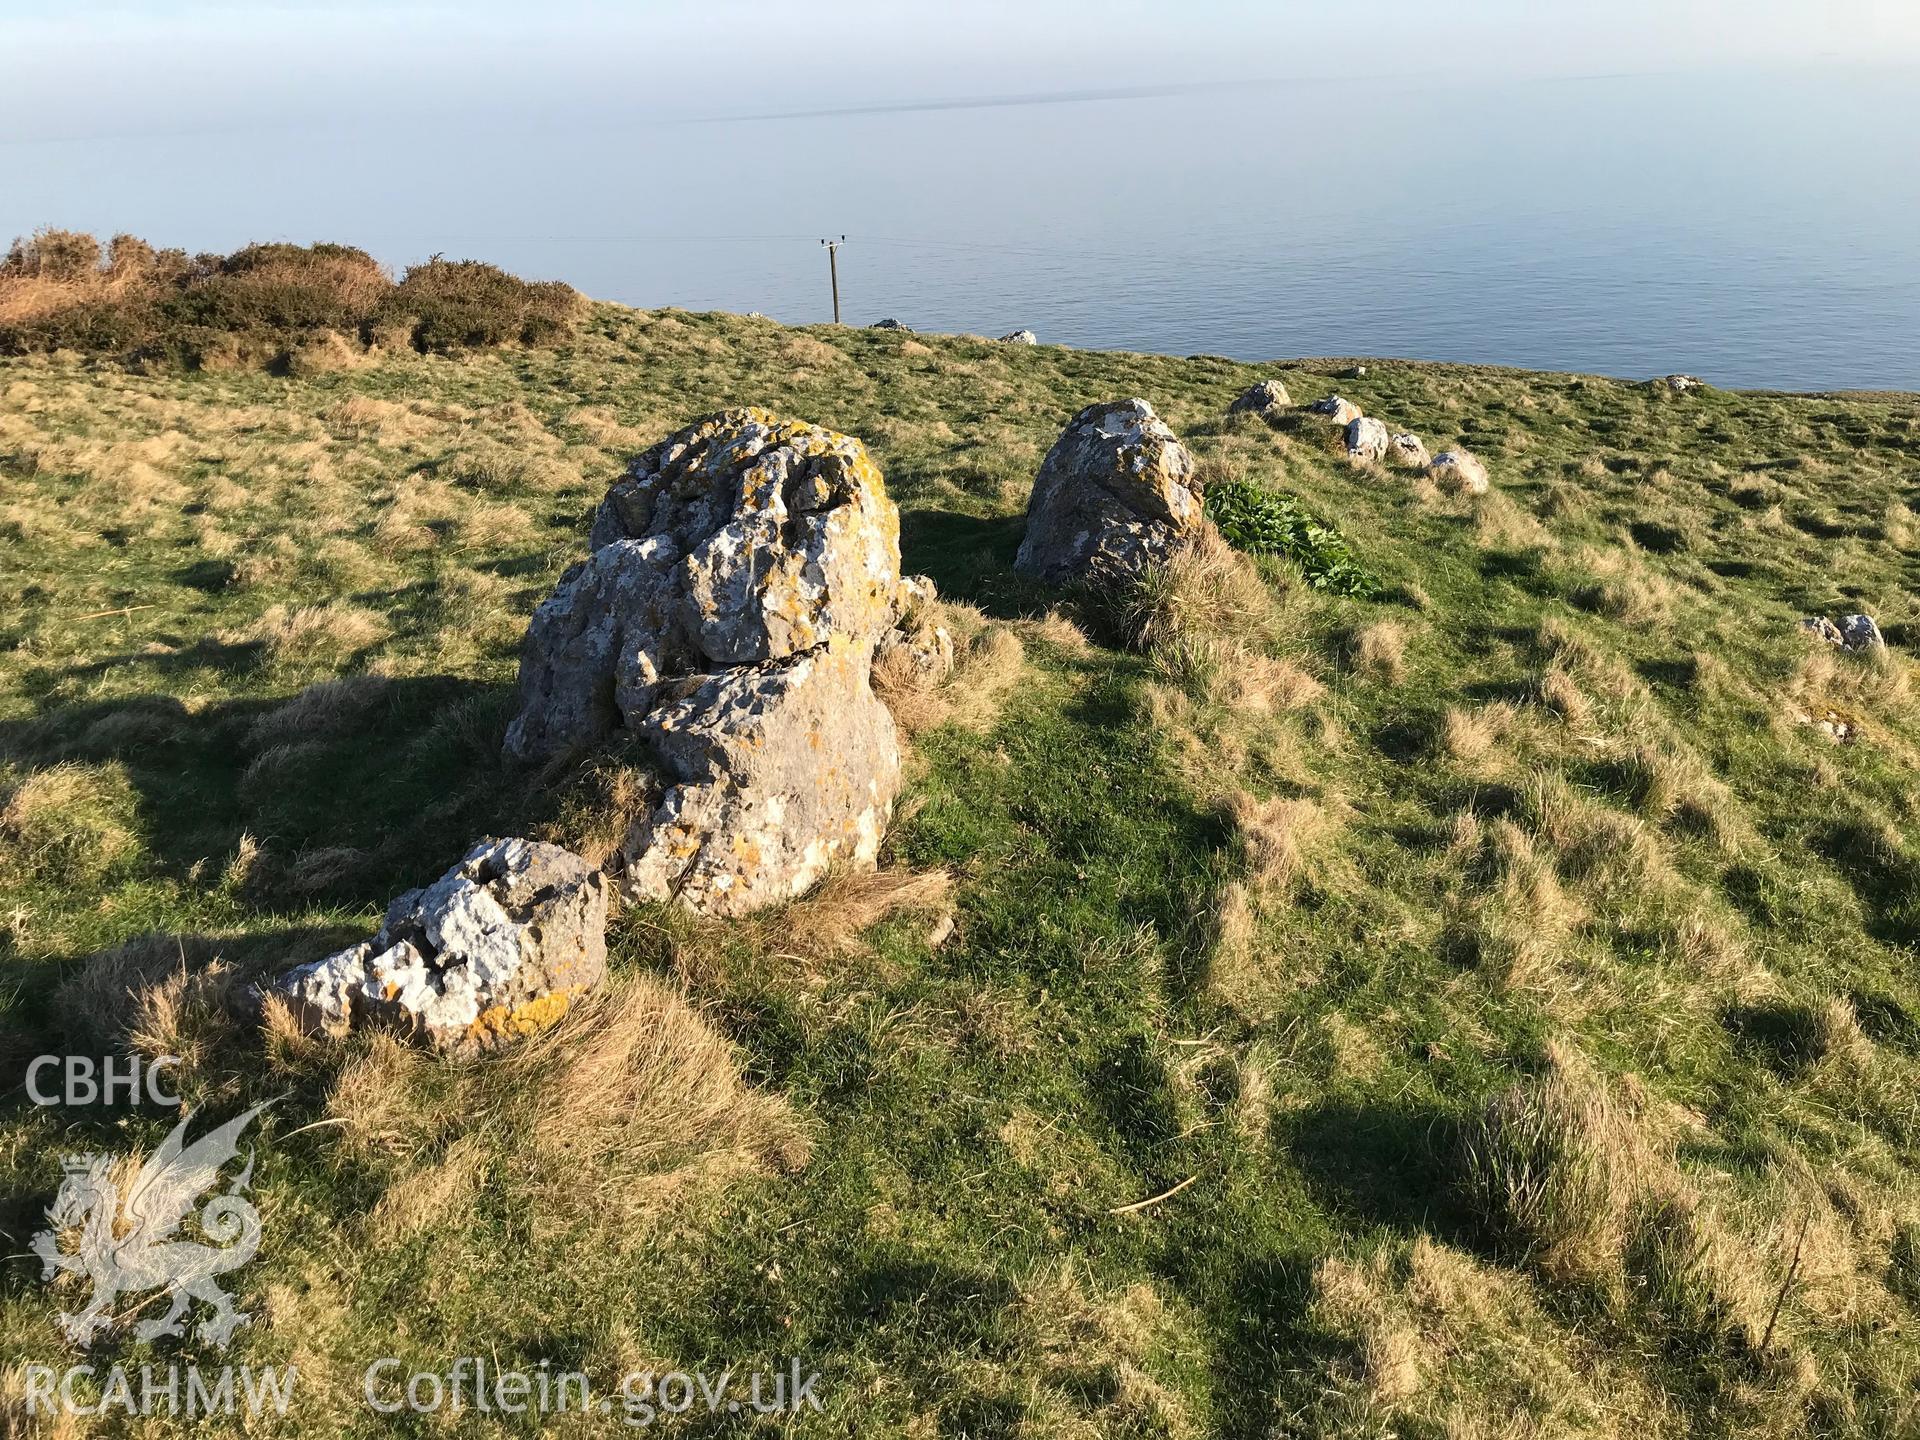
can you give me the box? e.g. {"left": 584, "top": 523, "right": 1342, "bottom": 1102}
{"left": 1460, "top": 1048, "right": 1658, "bottom": 1283}
{"left": 0, "top": 761, "right": 136, "bottom": 887}
{"left": 1351, "top": 619, "right": 1409, "bottom": 683}
{"left": 326, "top": 972, "right": 808, "bottom": 1238}
{"left": 778, "top": 866, "right": 954, "bottom": 958}
{"left": 233, "top": 602, "right": 390, "bottom": 666}
{"left": 1438, "top": 701, "right": 1517, "bottom": 766}
{"left": 1223, "top": 790, "right": 1325, "bottom": 899}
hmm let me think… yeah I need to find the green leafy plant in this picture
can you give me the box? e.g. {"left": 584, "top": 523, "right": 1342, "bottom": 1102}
{"left": 1202, "top": 477, "right": 1382, "bottom": 597}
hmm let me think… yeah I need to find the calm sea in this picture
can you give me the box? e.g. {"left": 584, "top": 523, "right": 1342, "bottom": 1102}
{"left": 8, "top": 65, "right": 1919, "bottom": 392}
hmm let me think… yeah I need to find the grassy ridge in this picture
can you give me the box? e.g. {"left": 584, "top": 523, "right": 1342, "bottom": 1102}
{"left": 3, "top": 303, "right": 1920, "bottom": 1434}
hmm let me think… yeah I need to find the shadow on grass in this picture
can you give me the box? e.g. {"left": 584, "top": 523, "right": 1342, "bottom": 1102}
{"left": 1280, "top": 1099, "right": 1477, "bottom": 1244}
{"left": 0, "top": 676, "right": 531, "bottom": 905}
{"left": 899, "top": 507, "right": 1046, "bottom": 621}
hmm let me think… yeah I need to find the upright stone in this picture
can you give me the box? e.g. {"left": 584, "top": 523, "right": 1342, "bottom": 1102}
{"left": 1014, "top": 399, "right": 1204, "bottom": 586}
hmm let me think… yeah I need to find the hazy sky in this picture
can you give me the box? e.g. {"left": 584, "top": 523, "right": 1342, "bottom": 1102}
{"left": 6, "top": 0, "right": 1920, "bottom": 140}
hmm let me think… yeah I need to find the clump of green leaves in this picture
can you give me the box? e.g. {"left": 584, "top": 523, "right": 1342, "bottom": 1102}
{"left": 1203, "top": 478, "right": 1381, "bottom": 597}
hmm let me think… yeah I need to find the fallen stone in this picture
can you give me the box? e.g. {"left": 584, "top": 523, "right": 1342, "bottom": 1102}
{"left": 271, "top": 838, "right": 606, "bottom": 1051}
{"left": 1308, "top": 395, "right": 1363, "bottom": 425}
{"left": 1014, "top": 398, "right": 1205, "bottom": 586}
{"left": 1345, "top": 416, "right": 1390, "bottom": 463}
{"left": 506, "top": 408, "right": 909, "bottom": 917}
{"left": 1228, "top": 379, "right": 1292, "bottom": 416}
{"left": 1428, "top": 449, "right": 1491, "bottom": 495}
{"left": 1000, "top": 329, "right": 1038, "bottom": 345}
{"left": 1388, "top": 432, "right": 1431, "bottom": 468}
{"left": 870, "top": 318, "right": 912, "bottom": 331}
{"left": 1661, "top": 374, "right": 1703, "bottom": 393}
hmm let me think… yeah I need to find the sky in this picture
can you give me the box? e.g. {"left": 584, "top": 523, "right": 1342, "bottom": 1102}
{"left": 5, "top": 0, "right": 1920, "bottom": 142}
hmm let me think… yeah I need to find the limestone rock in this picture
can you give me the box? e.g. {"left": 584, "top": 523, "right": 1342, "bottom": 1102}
{"left": 1229, "top": 380, "right": 1292, "bottom": 416}
{"left": 1842, "top": 614, "right": 1886, "bottom": 651}
{"left": 1428, "top": 449, "right": 1491, "bottom": 496}
{"left": 1345, "top": 416, "right": 1390, "bottom": 463}
{"left": 271, "top": 838, "right": 606, "bottom": 1051}
{"left": 506, "top": 408, "right": 909, "bottom": 918}
{"left": 619, "top": 643, "right": 900, "bottom": 916}
{"left": 1386, "top": 433, "right": 1430, "bottom": 468}
{"left": 999, "top": 329, "right": 1038, "bottom": 345}
{"left": 874, "top": 574, "right": 954, "bottom": 688}
{"left": 1308, "top": 395, "right": 1362, "bottom": 425}
{"left": 1804, "top": 614, "right": 1885, "bottom": 653}
{"left": 506, "top": 407, "right": 901, "bottom": 761}
{"left": 1014, "top": 398, "right": 1204, "bottom": 586}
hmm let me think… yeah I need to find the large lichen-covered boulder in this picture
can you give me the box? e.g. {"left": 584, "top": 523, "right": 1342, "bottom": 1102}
{"left": 270, "top": 838, "right": 606, "bottom": 1051}
{"left": 1014, "top": 398, "right": 1204, "bottom": 586}
{"left": 505, "top": 408, "right": 910, "bottom": 917}
{"left": 506, "top": 407, "right": 902, "bottom": 761}
{"left": 619, "top": 641, "right": 900, "bottom": 916}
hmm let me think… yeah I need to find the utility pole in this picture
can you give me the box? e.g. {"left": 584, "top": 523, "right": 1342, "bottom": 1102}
{"left": 820, "top": 236, "right": 845, "bottom": 324}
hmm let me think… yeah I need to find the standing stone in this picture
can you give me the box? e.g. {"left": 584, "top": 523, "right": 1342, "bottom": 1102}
{"left": 1229, "top": 380, "right": 1292, "bottom": 416}
{"left": 1308, "top": 395, "right": 1363, "bottom": 425}
{"left": 505, "top": 408, "right": 909, "bottom": 916}
{"left": 1388, "top": 432, "right": 1431, "bottom": 468}
{"left": 270, "top": 838, "right": 606, "bottom": 1051}
{"left": 1014, "top": 398, "right": 1204, "bottom": 586}
{"left": 1428, "top": 449, "right": 1491, "bottom": 495}
{"left": 507, "top": 407, "right": 902, "bottom": 761}
{"left": 1345, "top": 416, "right": 1390, "bottom": 463}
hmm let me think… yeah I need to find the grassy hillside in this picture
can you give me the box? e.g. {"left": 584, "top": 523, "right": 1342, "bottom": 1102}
{"left": 4, "top": 303, "right": 1920, "bottom": 1436}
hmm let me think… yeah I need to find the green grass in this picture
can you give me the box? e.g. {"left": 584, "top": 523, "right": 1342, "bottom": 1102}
{"left": 4, "top": 304, "right": 1920, "bottom": 1435}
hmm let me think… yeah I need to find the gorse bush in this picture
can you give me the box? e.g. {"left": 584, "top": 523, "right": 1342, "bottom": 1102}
{"left": 0, "top": 228, "right": 584, "bottom": 368}
{"left": 1202, "top": 476, "right": 1381, "bottom": 597}
{"left": 382, "top": 257, "right": 587, "bottom": 352}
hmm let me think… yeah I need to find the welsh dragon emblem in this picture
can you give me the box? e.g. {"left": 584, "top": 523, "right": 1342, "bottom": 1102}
{"left": 31, "top": 1103, "right": 271, "bottom": 1350}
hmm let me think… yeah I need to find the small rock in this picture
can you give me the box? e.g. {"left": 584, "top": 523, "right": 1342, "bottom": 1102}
{"left": 270, "top": 838, "right": 607, "bottom": 1051}
{"left": 1661, "top": 374, "right": 1703, "bottom": 393}
{"left": 870, "top": 318, "right": 912, "bottom": 331}
{"left": 1804, "top": 614, "right": 1886, "bottom": 652}
{"left": 1346, "top": 365, "right": 1369, "bottom": 379}
{"left": 1428, "top": 449, "right": 1491, "bottom": 496}
{"left": 1228, "top": 379, "right": 1292, "bottom": 416}
{"left": 999, "top": 329, "right": 1038, "bottom": 345}
{"left": 1841, "top": 614, "right": 1886, "bottom": 652}
{"left": 926, "top": 913, "right": 955, "bottom": 949}
{"left": 1307, "top": 395, "right": 1363, "bottom": 426}
{"left": 1345, "top": 416, "right": 1390, "bottom": 463}
{"left": 1387, "top": 432, "right": 1431, "bottom": 468}
{"left": 1015, "top": 398, "right": 1204, "bottom": 586}
{"left": 874, "top": 574, "right": 955, "bottom": 687}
